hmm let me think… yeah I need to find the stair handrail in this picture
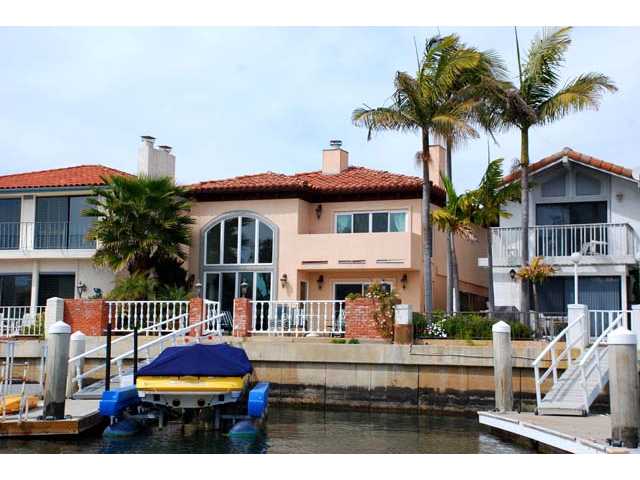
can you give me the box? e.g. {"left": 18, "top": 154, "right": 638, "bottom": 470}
{"left": 532, "top": 314, "right": 585, "bottom": 409}
{"left": 110, "top": 312, "right": 225, "bottom": 382}
{"left": 578, "top": 311, "right": 624, "bottom": 413}
{"left": 69, "top": 312, "right": 189, "bottom": 390}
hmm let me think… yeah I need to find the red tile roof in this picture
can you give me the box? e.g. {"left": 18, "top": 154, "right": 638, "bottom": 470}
{"left": 503, "top": 147, "right": 636, "bottom": 184}
{"left": 0, "top": 165, "right": 132, "bottom": 191}
{"left": 189, "top": 166, "right": 444, "bottom": 201}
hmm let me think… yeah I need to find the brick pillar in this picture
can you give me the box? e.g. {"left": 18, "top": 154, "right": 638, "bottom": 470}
{"left": 233, "top": 298, "right": 251, "bottom": 337}
{"left": 63, "top": 299, "right": 109, "bottom": 335}
{"left": 344, "top": 298, "right": 385, "bottom": 340}
{"left": 188, "top": 297, "right": 204, "bottom": 336}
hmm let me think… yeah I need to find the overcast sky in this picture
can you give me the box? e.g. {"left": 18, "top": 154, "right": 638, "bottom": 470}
{"left": 1, "top": 27, "right": 638, "bottom": 191}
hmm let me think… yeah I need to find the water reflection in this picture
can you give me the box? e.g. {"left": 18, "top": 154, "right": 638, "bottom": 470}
{"left": 0, "top": 407, "right": 532, "bottom": 454}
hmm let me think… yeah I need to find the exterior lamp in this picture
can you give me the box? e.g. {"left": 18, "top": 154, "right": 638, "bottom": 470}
{"left": 509, "top": 269, "right": 517, "bottom": 281}
{"left": 315, "top": 204, "right": 323, "bottom": 219}
{"left": 240, "top": 280, "right": 249, "bottom": 298}
{"left": 76, "top": 280, "right": 87, "bottom": 299}
{"left": 280, "top": 274, "right": 288, "bottom": 288}
{"left": 194, "top": 282, "right": 203, "bottom": 297}
{"left": 317, "top": 275, "right": 324, "bottom": 290}
{"left": 570, "top": 251, "right": 582, "bottom": 304}
{"left": 400, "top": 274, "right": 408, "bottom": 289}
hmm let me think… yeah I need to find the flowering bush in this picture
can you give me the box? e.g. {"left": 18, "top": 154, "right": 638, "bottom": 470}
{"left": 346, "top": 282, "right": 400, "bottom": 339}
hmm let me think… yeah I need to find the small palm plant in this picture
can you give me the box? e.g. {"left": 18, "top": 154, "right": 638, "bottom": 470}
{"left": 468, "top": 158, "right": 521, "bottom": 317}
{"left": 516, "top": 256, "right": 557, "bottom": 333}
{"left": 431, "top": 174, "right": 476, "bottom": 312}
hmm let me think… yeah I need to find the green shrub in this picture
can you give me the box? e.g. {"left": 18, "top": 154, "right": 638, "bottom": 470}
{"left": 413, "top": 311, "right": 533, "bottom": 340}
{"left": 347, "top": 338, "right": 360, "bottom": 344}
{"left": 107, "top": 273, "right": 158, "bottom": 300}
{"left": 330, "top": 338, "right": 346, "bottom": 344}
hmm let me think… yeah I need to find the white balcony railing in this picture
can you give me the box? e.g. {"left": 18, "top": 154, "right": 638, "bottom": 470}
{"left": 491, "top": 223, "right": 635, "bottom": 266}
{"left": 107, "top": 300, "right": 190, "bottom": 333}
{"left": 0, "top": 306, "right": 46, "bottom": 337}
{"left": 251, "top": 300, "right": 345, "bottom": 336}
{"left": 0, "top": 221, "right": 96, "bottom": 250}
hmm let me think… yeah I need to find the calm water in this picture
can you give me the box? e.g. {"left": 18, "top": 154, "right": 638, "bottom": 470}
{"left": 0, "top": 407, "right": 533, "bottom": 454}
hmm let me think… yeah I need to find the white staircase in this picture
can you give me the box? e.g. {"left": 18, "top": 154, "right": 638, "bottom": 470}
{"left": 533, "top": 311, "right": 624, "bottom": 416}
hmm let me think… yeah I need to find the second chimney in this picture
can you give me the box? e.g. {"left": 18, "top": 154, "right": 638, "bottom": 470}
{"left": 322, "top": 140, "right": 349, "bottom": 175}
{"left": 137, "top": 136, "right": 176, "bottom": 181}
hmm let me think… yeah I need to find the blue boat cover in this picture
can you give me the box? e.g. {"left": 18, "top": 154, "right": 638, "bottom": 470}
{"left": 137, "top": 343, "right": 252, "bottom": 377}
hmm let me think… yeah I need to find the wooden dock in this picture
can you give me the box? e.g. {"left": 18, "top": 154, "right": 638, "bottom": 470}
{"left": 479, "top": 411, "right": 640, "bottom": 454}
{"left": 0, "top": 399, "right": 104, "bottom": 437}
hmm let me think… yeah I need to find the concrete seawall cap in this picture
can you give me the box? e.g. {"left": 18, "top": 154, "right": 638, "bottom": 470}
{"left": 492, "top": 321, "right": 511, "bottom": 333}
{"left": 608, "top": 326, "right": 637, "bottom": 346}
{"left": 48, "top": 321, "right": 71, "bottom": 334}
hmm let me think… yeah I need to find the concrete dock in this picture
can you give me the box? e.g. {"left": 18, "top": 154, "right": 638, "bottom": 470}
{"left": 479, "top": 411, "right": 640, "bottom": 454}
{"left": 0, "top": 399, "right": 103, "bottom": 437}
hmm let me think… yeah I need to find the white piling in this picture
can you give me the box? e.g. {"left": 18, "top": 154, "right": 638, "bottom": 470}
{"left": 608, "top": 326, "right": 640, "bottom": 448}
{"left": 492, "top": 321, "right": 513, "bottom": 412}
{"left": 42, "top": 321, "right": 71, "bottom": 419}
{"left": 66, "top": 331, "right": 86, "bottom": 398}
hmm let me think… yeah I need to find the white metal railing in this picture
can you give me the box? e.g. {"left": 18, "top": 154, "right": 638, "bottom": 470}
{"left": 251, "top": 300, "right": 345, "bottom": 336}
{"left": 491, "top": 223, "right": 634, "bottom": 266}
{"left": 589, "top": 309, "right": 627, "bottom": 340}
{"left": 578, "top": 311, "right": 624, "bottom": 413}
{"left": 203, "top": 300, "right": 221, "bottom": 335}
{"left": 0, "top": 306, "right": 46, "bottom": 337}
{"left": 532, "top": 313, "right": 586, "bottom": 409}
{"left": 0, "top": 221, "right": 96, "bottom": 250}
{"left": 107, "top": 300, "right": 189, "bottom": 333}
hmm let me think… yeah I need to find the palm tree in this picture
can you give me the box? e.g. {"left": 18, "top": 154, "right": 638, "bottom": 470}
{"left": 431, "top": 174, "right": 476, "bottom": 312}
{"left": 352, "top": 34, "right": 501, "bottom": 314}
{"left": 517, "top": 256, "right": 557, "bottom": 335}
{"left": 468, "top": 158, "right": 521, "bottom": 317}
{"left": 485, "top": 26, "right": 617, "bottom": 323}
{"left": 84, "top": 175, "right": 194, "bottom": 280}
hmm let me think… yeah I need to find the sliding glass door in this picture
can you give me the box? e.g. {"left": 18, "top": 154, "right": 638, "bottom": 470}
{"left": 204, "top": 271, "right": 272, "bottom": 314}
{"left": 35, "top": 196, "right": 95, "bottom": 249}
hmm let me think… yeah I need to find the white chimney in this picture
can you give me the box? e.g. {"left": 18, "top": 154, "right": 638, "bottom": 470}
{"left": 322, "top": 140, "right": 349, "bottom": 175}
{"left": 137, "top": 135, "right": 176, "bottom": 180}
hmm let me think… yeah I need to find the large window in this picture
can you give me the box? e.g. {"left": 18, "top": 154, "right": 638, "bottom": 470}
{"left": 35, "top": 196, "right": 95, "bottom": 249}
{"left": 0, "top": 274, "right": 31, "bottom": 306}
{"left": 335, "top": 211, "right": 407, "bottom": 234}
{"left": 205, "top": 215, "right": 274, "bottom": 265}
{"left": 202, "top": 213, "right": 276, "bottom": 315}
{"left": 333, "top": 282, "right": 392, "bottom": 300}
{"left": 37, "top": 273, "right": 75, "bottom": 305}
{"left": 0, "top": 198, "right": 21, "bottom": 250}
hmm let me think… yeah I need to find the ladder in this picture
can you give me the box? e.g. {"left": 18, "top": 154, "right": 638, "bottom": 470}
{"left": 532, "top": 311, "right": 624, "bottom": 416}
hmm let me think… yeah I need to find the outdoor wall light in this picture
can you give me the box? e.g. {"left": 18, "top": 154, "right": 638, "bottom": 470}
{"left": 194, "top": 282, "right": 203, "bottom": 296}
{"left": 400, "top": 274, "right": 408, "bottom": 289}
{"left": 280, "top": 273, "right": 288, "bottom": 288}
{"left": 616, "top": 192, "right": 624, "bottom": 202}
{"left": 315, "top": 204, "right": 323, "bottom": 219}
{"left": 240, "top": 280, "right": 249, "bottom": 298}
{"left": 509, "top": 269, "right": 517, "bottom": 281}
{"left": 76, "top": 280, "right": 87, "bottom": 298}
{"left": 317, "top": 275, "right": 324, "bottom": 290}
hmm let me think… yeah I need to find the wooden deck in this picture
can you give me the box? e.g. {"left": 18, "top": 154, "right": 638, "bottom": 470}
{"left": 479, "top": 411, "right": 639, "bottom": 454}
{"left": 0, "top": 399, "right": 103, "bottom": 437}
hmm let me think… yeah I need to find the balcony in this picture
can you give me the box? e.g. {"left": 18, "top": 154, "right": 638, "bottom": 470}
{"left": 0, "top": 222, "right": 96, "bottom": 258}
{"left": 295, "top": 232, "right": 419, "bottom": 271}
{"left": 490, "top": 223, "right": 636, "bottom": 267}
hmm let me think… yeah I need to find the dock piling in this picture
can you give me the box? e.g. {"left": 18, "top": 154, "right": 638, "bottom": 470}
{"left": 608, "top": 326, "right": 640, "bottom": 448}
{"left": 492, "top": 321, "right": 513, "bottom": 412}
{"left": 66, "top": 331, "right": 86, "bottom": 398}
{"left": 43, "top": 320, "right": 71, "bottom": 419}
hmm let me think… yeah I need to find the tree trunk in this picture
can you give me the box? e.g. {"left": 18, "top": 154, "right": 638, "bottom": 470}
{"left": 532, "top": 282, "right": 540, "bottom": 338}
{"left": 487, "top": 227, "right": 495, "bottom": 318}
{"left": 520, "top": 128, "right": 531, "bottom": 327}
{"left": 446, "top": 138, "right": 454, "bottom": 314}
{"left": 422, "top": 129, "right": 433, "bottom": 314}
{"left": 451, "top": 235, "right": 460, "bottom": 313}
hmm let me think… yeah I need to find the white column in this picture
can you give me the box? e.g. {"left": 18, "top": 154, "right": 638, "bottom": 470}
{"left": 29, "top": 260, "right": 39, "bottom": 312}
{"left": 66, "top": 331, "right": 86, "bottom": 397}
{"left": 492, "top": 321, "right": 513, "bottom": 412}
{"left": 44, "top": 297, "right": 64, "bottom": 337}
{"left": 567, "top": 304, "right": 589, "bottom": 350}
{"left": 43, "top": 320, "right": 71, "bottom": 419}
{"left": 394, "top": 304, "right": 412, "bottom": 325}
{"left": 608, "top": 327, "right": 640, "bottom": 448}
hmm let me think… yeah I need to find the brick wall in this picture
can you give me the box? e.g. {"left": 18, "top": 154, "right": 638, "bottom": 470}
{"left": 188, "top": 297, "right": 204, "bottom": 336}
{"left": 344, "top": 298, "right": 385, "bottom": 340}
{"left": 233, "top": 298, "right": 251, "bottom": 337}
{"left": 63, "top": 299, "right": 109, "bottom": 335}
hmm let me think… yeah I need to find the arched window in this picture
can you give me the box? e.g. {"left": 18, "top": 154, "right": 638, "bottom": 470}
{"left": 202, "top": 213, "right": 276, "bottom": 315}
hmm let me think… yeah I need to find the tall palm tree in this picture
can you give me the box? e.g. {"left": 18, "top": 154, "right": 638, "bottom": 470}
{"left": 468, "top": 159, "right": 521, "bottom": 317}
{"left": 84, "top": 175, "right": 194, "bottom": 279}
{"left": 431, "top": 174, "right": 476, "bottom": 312}
{"left": 352, "top": 34, "right": 499, "bottom": 314}
{"left": 485, "top": 26, "right": 617, "bottom": 323}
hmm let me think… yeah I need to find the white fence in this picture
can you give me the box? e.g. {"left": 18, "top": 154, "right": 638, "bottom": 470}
{"left": 107, "top": 301, "right": 190, "bottom": 333}
{"left": 251, "top": 300, "right": 345, "bottom": 336}
{"left": 0, "top": 306, "right": 46, "bottom": 337}
{"left": 491, "top": 223, "right": 634, "bottom": 266}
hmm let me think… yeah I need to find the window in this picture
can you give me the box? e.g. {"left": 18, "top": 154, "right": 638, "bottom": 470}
{"left": 0, "top": 198, "right": 21, "bottom": 249}
{"left": 575, "top": 172, "right": 601, "bottom": 196}
{"left": 333, "top": 282, "right": 392, "bottom": 300}
{"left": 204, "top": 271, "right": 272, "bottom": 313}
{"left": 205, "top": 215, "right": 274, "bottom": 265}
{"left": 335, "top": 211, "right": 407, "bottom": 233}
{"left": 37, "top": 274, "right": 75, "bottom": 305}
{"left": 541, "top": 172, "right": 566, "bottom": 197}
{"left": 0, "top": 274, "right": 31, "bottom": 306}
{"left": 35, "top": 196, "right": 95, "bottom": 249}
